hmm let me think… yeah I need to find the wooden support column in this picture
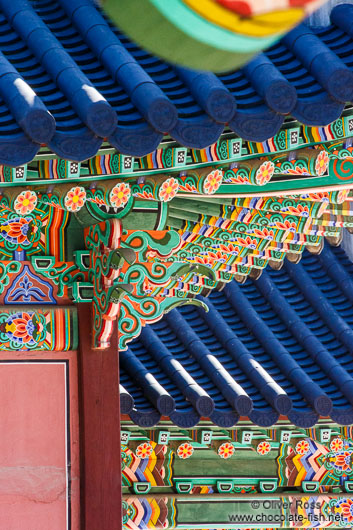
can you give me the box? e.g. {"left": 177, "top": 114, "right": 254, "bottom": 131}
{"left": 78, "top": 303, "right": 122, "bottom": 530}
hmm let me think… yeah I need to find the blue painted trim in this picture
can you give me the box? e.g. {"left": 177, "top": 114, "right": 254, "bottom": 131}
{"left": 175, "top": 67, "right": 236, "bottom": 123}
{"left": 0, "top": 53, "right": 55, "bottom": 144}
{"left": 199, "top": 295, "right": 290, "bottom": 415}
{"left": 229, "top": 108, "right": 283, "bottom": 143}
{"left": 0, "top": 134, "right": 39, "bottom": 167}
{"left": 291, "top": 95, "right": 344, "bottom": 127}
{"left": 284, "top": 23, "right": 353, "bottom": 103}
{"left": 170, "top": 409, "right": 201, "bottom": 428}
{"left": 169, "top": 117, "right": 224, "bottom": 149}
{"left": 243, "top": 53, "right": 297, "bottom": 115}
{"left": 284, "top": 259, "right": 353, "bottom": 356}
{"left": 120, "top": 384, "right": 134, "bottom": 414}
{"left": 0, "top": 0, "right": 117, "bottom": 138}
{"left": 331, "top": 4, "right": 353, "bottom": 38}
{"left": 129, "top": 409, "right": 161, "bottom": 427}
{"left": 165, "top": 310, "right": 253, "bottom": 416}
{"left": 330, "top": 408, "right": 353, "bottom": 426}
{"left": 121, "top": 348, "right": 175, "bottom": 415}
{"left": 48, "top": 130, "right": 102, "bottom": 162}
{"left": 287, "top": 410, "right": 320, "bottom": 428}
{"left": 318, "top": 245, "right": 353, "bottom": 304}
{"left": 210, "top": 409, "right": 239, "bottom": 428}
{"left": 124, "top": 244, "right": 353, "bottom": 428}
{"left": 256, "top": 271, "right": 353, "bottom": 411}
{"left": 249, "top": 409, "right": 279, "bottom": 427}
{"left": 108, "top": 125, "right": 163, "bottom": 158}
{"left": 139, "top": 326, "right": 215, "bottom": 417}
{"left": 224, "top": 282, "right": 298, "bottom": 415}
{"left": 0, "top": 1, "right": 351, "bottom": 156}
{"left": 60, "top": 0, "right": 178, "bottom": 133}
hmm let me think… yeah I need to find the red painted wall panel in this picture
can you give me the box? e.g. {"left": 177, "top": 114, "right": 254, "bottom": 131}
{"left": 0, "top": 352, "right": 79, "bottom": 530}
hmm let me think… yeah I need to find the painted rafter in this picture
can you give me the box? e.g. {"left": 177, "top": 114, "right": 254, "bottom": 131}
{"left": 1, "top": 133, "right": 353, "bottom": 351}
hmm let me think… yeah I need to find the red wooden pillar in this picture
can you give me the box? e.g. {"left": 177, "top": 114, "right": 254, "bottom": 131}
{"left": 78, "top": 303, "right": 122, "bottom": 530}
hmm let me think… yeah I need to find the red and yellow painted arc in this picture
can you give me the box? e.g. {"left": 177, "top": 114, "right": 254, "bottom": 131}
{"left": 215, "top": 0, "right": 324, "bottom": 16}
{"left": 183, "top": 0, "right": 304, "bottom": 37}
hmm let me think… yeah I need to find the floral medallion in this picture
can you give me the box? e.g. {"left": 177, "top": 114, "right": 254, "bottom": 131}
{"left": 330, "top": 438, "right": 344, "bottom": 453}
{"left": 109, "top": 182, "right": 131, "bottom": 208}
{"left": 218, "top": 442, "right": 235, "bottom": 459}
{"left": 257, "top": 441, "right": 271, "bottom": 455}
{"left": 177, "top": 442, "right": 194, "bottom": 459}
{"left": 203, "top": 169, "right": 223, "bottom": 194}
{"left": 14, "top": 190, "right": 37, "bottom": 216}
{"left": 255, "top": 161, "right": 275, "bottom": 186}
{"left": 159, "top": 177, "right": 179, "bottom": 202}
{"left": 135, "top": 442, "right": 153, "bottom": 459}
{"left": 64, "top": 186, "right": 86, "bottom": 212}
{"left": 295, "top": 440, "right": 310, "bottom": 455}
{"left": 315, "top": 150, "right": 329, "bottom": 176}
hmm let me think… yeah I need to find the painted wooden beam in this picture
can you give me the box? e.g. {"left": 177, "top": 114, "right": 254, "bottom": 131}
{"left": 78, "top": 303, "right": 122, "bottom": 530}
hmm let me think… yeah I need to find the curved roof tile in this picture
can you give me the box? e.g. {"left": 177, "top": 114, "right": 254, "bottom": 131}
{"left": 120, "top": 243, "right": 353, "bottom": 428}
{"left": 0, "top": 1, "right": 351, "bottom": 162}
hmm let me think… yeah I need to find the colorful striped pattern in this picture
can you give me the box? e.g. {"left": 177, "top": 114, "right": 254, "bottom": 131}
{"left": 38, "top": 159, "right": 65, "bottom": 180}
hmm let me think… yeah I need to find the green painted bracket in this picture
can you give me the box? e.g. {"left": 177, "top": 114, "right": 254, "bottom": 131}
{"left": 110, "top": 247, "right": 137, "bottom": 270}
{"left": 216, "top": 480, "right": 234, "bottom": 493}
{"left": 259, "top": 479, "right": 278, "bottom": 493}
{"left": 109, "top": 283, "right": 134, "bottom": 304}
{"left": 174, "top": 480, "right": 193, "bottom": 494}
{"left": 71, "top": 282, "right": 94, "bottom": 302}
{"left": 132, "top": 482, "right": 151, "bottom": 494}
{"left": 73, "top": 251, "right": 90, "bottom": 271}
{"left": 170, "top": 263, "right": 216, "bottom": 281}
{"left": 163, "top": 298, "right": 209, "bottom": 315}
{"left": 302, "top": 481, "right": 320, "bottom": 493}
{"left": 31, "top": 256, "right": 56, "bottom": 271}
{"left": 344, "top": 481, "right": 353, "bottom": 493}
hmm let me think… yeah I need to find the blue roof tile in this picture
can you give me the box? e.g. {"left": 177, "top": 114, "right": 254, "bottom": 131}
{"left": 121, "top": 243, "right": 353, "bottom": 428}
{"left": 0, "top": 1, "right": 352, "bottom": 163}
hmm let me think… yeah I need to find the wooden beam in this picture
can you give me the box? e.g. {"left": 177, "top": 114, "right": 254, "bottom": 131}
{"left": 78, "top": 303, "right": 122, "bottom": 530}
